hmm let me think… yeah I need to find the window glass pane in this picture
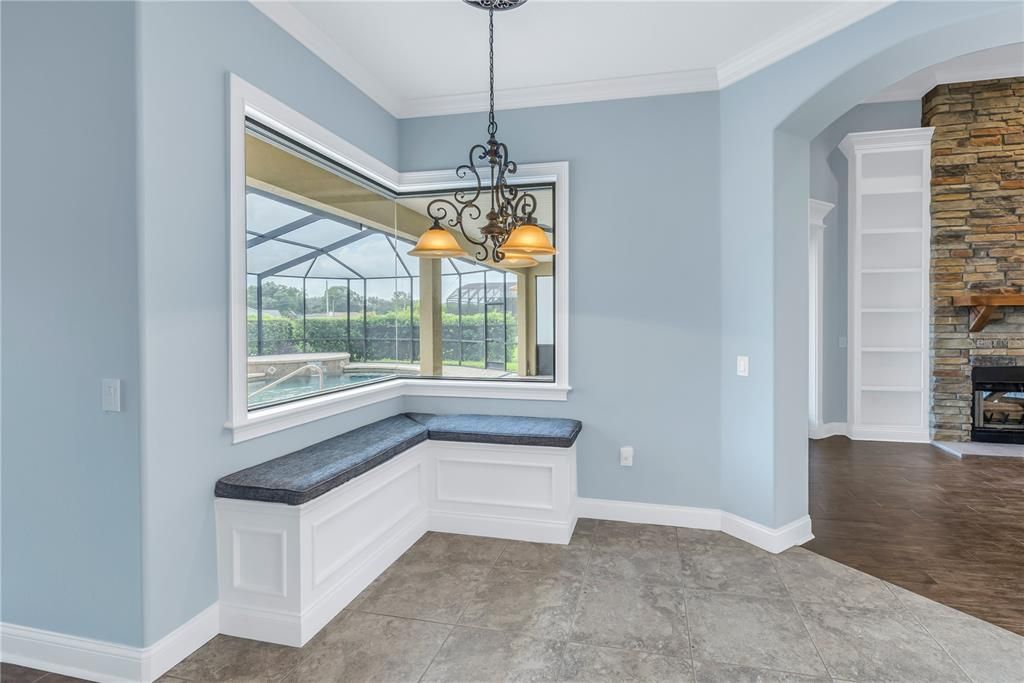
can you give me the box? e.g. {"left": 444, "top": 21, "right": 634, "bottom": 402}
{"left": 392, "top": 238, "right": 420, "bottom": 277}
{"left": 285, "top": 219, "right": 361, "bottom": 249}
{"left": 246, "top": 240, "right": 311, "bottom": 275}
{"left": 331, "top": 232, "right": 401, "bottom": 279}
{"left": 243, "top": 126, "right": 557, "bottom": 411}
{"left": 306, "top": 256, "right": 359, "bottom": 279}
{"left": 246, "top": 192, "right": 308, "bottom": 234}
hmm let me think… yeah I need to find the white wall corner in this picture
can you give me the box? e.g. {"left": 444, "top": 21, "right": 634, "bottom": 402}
{"left": 809, "top": 422, "right": 848, "bottom": 440}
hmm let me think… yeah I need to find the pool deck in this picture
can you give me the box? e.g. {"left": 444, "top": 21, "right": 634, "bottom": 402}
{"left": 346, "top": 362, "right": 514, "bottom": 379}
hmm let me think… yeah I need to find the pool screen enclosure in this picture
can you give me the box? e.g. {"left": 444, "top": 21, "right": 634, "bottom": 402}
{"left": 246, "top": 189, "right": 522, "bottom": 372}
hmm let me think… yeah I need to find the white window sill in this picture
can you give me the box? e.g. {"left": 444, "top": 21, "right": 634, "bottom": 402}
{"left": 226, "top": 378, "right": 571, "bottom": 443}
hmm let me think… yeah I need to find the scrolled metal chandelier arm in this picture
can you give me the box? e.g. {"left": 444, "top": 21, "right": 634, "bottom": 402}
{"left": 411, "top": 0, "right": 552, "bottom": 266}
{"left": 417, "top": 2, "right": 539, "bottom": 264}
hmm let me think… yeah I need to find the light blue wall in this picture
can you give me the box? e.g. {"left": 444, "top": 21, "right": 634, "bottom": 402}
{"left": 1, "top": 1, "right": 144, "bottom": 645}
{"left": 718, "top": 0, "right": 1022, "bottom": 528}
{"left": 809, "top": 101, "right": 922, "bottom": 425}
{"left": 400, "top": 94, "right": 723, "bottom": 509}
{"left": 134, "top": 1, "right": 404, "bottom": 644}
{"left": 4, "top": 0, "right": 1022, "bottom": 651}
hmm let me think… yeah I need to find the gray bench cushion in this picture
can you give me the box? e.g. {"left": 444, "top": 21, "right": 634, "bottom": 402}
{"left": 406, "top": 413, "right": 582, "bottom": 448}
{"left": 214, "top": 414, "right": 428, "bottom": 506}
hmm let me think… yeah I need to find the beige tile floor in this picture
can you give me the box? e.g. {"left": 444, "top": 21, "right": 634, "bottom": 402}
{"left": 5, "top": 520, "right": 1022, "bottom": 682}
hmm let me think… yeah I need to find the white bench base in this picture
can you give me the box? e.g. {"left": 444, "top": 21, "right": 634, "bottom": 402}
{"left": 215, "top": 440, "right": 577, "bottom": 646}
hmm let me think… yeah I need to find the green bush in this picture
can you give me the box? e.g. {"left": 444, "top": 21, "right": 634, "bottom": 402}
{"left": 249, "top": 311, "right": 517, "bottom": 365}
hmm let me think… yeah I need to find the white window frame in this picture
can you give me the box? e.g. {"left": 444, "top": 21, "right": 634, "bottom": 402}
{"left": 227, "top": 75, "right": 570, "bottom": 442}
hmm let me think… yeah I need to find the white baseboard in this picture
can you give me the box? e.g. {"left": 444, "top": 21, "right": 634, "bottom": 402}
{"left": 848, "top": 426, "right": 930, "bottom": 443}
{"left": 430, "top": 510, "right": 573, "bottom": 544}
{"left": 721, "top": 513, "right": 814, "bottom": 554}
{"left": 144, "top": 603, "right": 219, "bottom": 681}
{"left": 575, "top": 497, "right": 721, "bottom": 530}
{"left": 809, "top": 422, "right": 847, "bottom": 439}
{"left": 810, "top": 422, "right": 931, "bottom": 444}
{"left": 575, "top": 497, "right": 812, "bottom": 554}
{"left": 0, "top": 603, "right": 218, "bottom": 683}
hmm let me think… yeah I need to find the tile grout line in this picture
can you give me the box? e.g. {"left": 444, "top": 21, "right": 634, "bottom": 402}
{"left": 450, "top": 536, "right": 510, "bottom": 627}
{"left": 789, "top": 596, "right": 837, "bottom": 682}
{"left": 414, "top": 622, "right": 457, "bottom": 683}
{"left": 676, "top": 528, "right": 699, "bottom": 682}
{"left": 564, "top": 522, "right": 598, "bottom": 647}
{"left": 886, "top": 591, "right": 980, "bottom": 683}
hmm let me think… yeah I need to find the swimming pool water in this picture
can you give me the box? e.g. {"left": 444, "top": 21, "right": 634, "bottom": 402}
{"left": 248, "top": 371, "right": 393, "bottom": 406}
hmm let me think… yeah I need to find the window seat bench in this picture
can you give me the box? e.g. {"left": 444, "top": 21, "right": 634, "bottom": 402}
{"left": 214, "top": 412, "right": 581, "bottom": 646}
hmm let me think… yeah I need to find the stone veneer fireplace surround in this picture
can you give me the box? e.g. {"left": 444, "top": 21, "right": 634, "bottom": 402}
{"left": 925, "top": 77, "right": 1024, "bottom": 443}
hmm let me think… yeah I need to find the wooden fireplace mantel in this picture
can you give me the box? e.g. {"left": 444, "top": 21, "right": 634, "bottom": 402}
{"left": 951, "top": 294, "right": 1024, "bottom": 332}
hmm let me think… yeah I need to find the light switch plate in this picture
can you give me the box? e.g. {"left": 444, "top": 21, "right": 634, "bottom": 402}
{"left": 736, "top": 355, "right": 750, "bottom": 377}
{"left": 102, "top": 378, "right": 121, "bottom": 412}
{"left": 619, "top": 446, "right": 634, "bottom": 467}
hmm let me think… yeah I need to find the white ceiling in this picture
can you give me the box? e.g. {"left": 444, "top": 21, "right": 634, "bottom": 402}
{"left": 868, "top": 42, "right": 1024, "bottom": 102}
{"left": 255, "top": 0, "right": 889, "bottom": 118}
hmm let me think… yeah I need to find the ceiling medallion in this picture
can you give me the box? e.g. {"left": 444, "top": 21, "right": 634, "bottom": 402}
{"left": 410, "top": 0, "right": 556, "bottom": 265}
{"left": 462, "top": 0, "right": 529, "bottom": 12}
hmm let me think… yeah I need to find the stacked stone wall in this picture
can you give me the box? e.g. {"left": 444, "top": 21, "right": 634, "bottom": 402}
{"left": 923, "top": 78, "right": 1024, "bottom": 441}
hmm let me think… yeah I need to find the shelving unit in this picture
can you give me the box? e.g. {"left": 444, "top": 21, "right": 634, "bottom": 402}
{"left": 839, "top": 128, "right": 934, "bottom": 442}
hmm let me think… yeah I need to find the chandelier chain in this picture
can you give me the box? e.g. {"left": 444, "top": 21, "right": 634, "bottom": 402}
{"left": 488, "top": 8, "right": 496, "bottom": 135}
{"left": 423, "top": 0, "right": 549, "bottom": 263}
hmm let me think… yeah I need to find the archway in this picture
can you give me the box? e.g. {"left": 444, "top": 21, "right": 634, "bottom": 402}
{"left": 718, "top": 1, "right": 1024, "bottom": 531}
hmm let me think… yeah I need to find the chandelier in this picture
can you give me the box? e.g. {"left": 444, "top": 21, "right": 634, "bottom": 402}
{"left": 409, "top": 0, "right": 557, "bottom": 266}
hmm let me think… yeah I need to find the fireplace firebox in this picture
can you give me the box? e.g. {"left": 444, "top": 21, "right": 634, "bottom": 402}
{"left": 972, "top": 366, "right": 1024, "bottom": 444}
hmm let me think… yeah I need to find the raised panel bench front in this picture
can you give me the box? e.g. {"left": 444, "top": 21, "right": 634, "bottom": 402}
{"left": 215, "top": 414, "right": 580, "bottom": 646}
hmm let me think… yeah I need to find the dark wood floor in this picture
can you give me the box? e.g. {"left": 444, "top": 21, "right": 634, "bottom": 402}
{"left": 805, "top": 437, "right": 1024, "bottom": 635}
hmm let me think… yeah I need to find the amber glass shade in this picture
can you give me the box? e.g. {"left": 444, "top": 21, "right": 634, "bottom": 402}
{"left": 409, "top": 225, "right": 469, "bottom": 258}
{"left": 497, "top": 255, "right": 538, "bottom": 268}
{"left": 500, "top": 223, "right": 557, "bottom": 256}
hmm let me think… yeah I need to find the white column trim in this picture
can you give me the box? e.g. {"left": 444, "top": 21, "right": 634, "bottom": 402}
{"left": 808, "top": 199, "right": 834, "bottom": 435}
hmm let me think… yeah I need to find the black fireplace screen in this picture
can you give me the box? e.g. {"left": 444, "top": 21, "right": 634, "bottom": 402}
{"left": 972, "top": 367, "right": 1024, "bottom": 444}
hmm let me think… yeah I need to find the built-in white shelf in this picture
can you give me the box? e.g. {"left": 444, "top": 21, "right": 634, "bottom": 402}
{"left": 862, "top": 267, "right": 923, "bottom": 274}
{"left": 861, "top": 176, "right": 924, "bottom": 195}
{"left": 862, "top": 385, "right": 924, "bottom": 392}
{"left": 840, "top": 127, "right": 934, "bottom": 444}
{"left": 861, "top": 227, "right": 923, "bottom": 235}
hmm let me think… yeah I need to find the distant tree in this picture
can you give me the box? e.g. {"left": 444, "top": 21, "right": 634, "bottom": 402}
{"left": 248, "top": 281, "right": 365, "bottom": 316}
{"left": 247, "top": 280, "right": 302, "bottom": 316}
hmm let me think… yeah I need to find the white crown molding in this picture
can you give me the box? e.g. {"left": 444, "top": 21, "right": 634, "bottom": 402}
{"left": 399, "top": 69, "right": 720, "bottom": 118}
{"left": 867, "top": 51, "right": 1024, "bottom": 103}
{"left": 839, "top": 126, "right": 935, "bottom": 157}
{"left": 252, "top": 0, "right": 891, "bottom": 118}
{"left": 808, "top": 198, "right": 835, "bottom": 229}
{"left": 716, "top": 2, "right": 892, "bottom": 89}
{"left": 250, "top": 1, "right": 403, "bottom": 116}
